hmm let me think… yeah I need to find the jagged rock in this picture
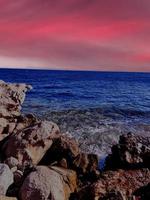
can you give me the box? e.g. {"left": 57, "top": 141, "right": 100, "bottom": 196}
{"left": 0, "top": 80, "right": 32, "bottom": 118}
{"left": 0, "top": 80, "right": 32, "bottom": 141}
{"left": 20, "top": 166, "right": 77, "bottom": 200}
{"left": 73, "top": 153, "right": 99, "bottom": 184}
{"left": 40, "top": 135, "right": 99, "bottom": 183}
{"left": 0, "top": 197, "right": 17, "bottom": 200}
{"left": 105, "top": 133, "right": 150, "bottom": 170}
{"left": 3, "top": 121, "right": 60, "bottom": 169}
{"left": 78, "top": 169, "right": 150, "bottom": 200}
{"left": 40, "top": 134, "right": 80, "bottom": 166}
{"left": 13, "top": 114, "right": 38, "bottom": 134}
{"left": 0, "top": 164, "right": 14, "bottom": 195}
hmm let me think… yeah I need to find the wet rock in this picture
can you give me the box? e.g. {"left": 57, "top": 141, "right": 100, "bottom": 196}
{"left": 20, "top": 166, "right": 77, "bottom": 200}
{"left": 0, "top": 164, "right": 14, "bottom": 195}
{"left": 105, "top": 133, "right": 150, "bottom": 170}
{"left": 4, "top": 121, "right": 60, "bottom": 169}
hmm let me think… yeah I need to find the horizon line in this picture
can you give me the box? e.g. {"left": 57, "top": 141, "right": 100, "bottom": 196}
{"left": 0, "top": 66, "right": 150, "bottom": 74}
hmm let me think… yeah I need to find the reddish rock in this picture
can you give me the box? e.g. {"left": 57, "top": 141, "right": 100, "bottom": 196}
{"left": 78, "top": 169, "right": 150, "bottom": 200}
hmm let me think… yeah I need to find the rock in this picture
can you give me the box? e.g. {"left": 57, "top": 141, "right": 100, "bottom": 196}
{"left": 13, "top": 170, "right": 23, "bottom": 185}
{"left": 105, "top": 133, "right": 150, "bottom": 170}
{"left": 0, "top": 80, "right": 32, "bottom": 118}
{"left": 40, "top": 134, "right": 80, "bottom": 167}
{"left": 4, "top": 121, "right": 60, "bottom": 169}
{"left": 4, "top": 157, "right": 19, "bottom": 169}
{"left": 73, "top": 153, "right": 98, "bottom": 174}
{"left": 134, "top": 183, "right": 150, "bottom": 200}
{"left": 0, "top": 196, "right": 17, "bottom": 200}
{"left": 73, "top": 153, "right": 99, "bottom": 184}
{"left": 20, "top": 166, "right": 77, "bottom": 200}
{"left": 0, "top": 164, "right": 14, "bottom": 195}
{"left": 0, "top": 80, "right": 32, "bottom": 141}
{"left": 14, "top": 114, "right": 38, "bottom": 134}
{"left": 78, "top": 169, "right": 150, "bottom": 200}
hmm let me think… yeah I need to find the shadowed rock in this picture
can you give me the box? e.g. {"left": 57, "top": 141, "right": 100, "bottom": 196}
{"left": 105, "top": 133, "right": 150, "bottom": 170}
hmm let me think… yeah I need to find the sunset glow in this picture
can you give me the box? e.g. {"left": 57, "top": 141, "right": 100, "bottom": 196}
{"left": 0, "top": 0, "right": 150, "bottom": 71}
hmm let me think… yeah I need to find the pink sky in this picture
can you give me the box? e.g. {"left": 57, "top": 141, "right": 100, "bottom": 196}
{"left": 0, "top": 0, "right": 150, "bottom": 71}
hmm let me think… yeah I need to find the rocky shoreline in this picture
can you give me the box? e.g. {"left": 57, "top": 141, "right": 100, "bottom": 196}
{"left": 0, "top": 80, "right": 150, "bottom": 200}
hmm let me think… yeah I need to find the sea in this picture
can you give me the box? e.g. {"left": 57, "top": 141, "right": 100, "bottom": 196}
{"left": 1, "top": 68, "right": 150, "bottom": 157}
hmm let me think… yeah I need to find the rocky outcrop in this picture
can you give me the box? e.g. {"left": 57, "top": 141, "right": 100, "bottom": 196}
{"left": 105, "top": 132, "right": 150, "bottom": 170}
{"left": 20, "top": 166, "right": 77, "bottom": 200}
{"left": 0, "top": 80, "right": 32, "bottom": 141}
{"left": 0, "top": 80, "right": 150, "bottom": 200}
{"left": 3, "top": 121, "right": 60, "bottom": 169}
{"left": 79, "top": 169, "right": 150, "bottom": 200}
{"left": 0, "top": 164, "right": 13, "bottom": 195}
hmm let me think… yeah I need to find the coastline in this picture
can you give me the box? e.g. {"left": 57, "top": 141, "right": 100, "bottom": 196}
{"left": 0, "top": 80, "right": 150, "bottom": 200}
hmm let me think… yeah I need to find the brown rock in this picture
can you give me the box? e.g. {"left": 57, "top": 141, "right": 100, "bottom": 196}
{"left": 4, "top": 121, "right": 60, "bottom": 169}
{"left": 78, "top": 169, "right": 150, "bottom": 200}
{"left": 73, "top": 153, "right": 99, "bottom": 184}
{"left": 105, "top": 133, "right": 150, "bottom": 170}
{"left": 20, "top": 166, "right": 77, "bottom": 200}
{"left": 40, "top": 134, "right": 80, "bottom": 166}
{"left": 14, "top": 114, "right": 38, "bottom": 134}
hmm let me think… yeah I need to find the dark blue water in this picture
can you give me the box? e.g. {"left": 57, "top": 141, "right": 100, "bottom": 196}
{"left": 1, "top": 68, "right": 150, "bottom": 123}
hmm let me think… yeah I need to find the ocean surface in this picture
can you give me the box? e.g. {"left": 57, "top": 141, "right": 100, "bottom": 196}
{"left": 1, "top": 68, "right": 150, "bottom": 156}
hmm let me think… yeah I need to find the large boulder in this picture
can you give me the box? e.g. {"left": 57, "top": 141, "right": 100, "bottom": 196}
{"left": 3, "top": 121, "right": 60, "bottom": 169}
{"left": 0, "top": 80, "right": 32, "bottom": 141}
{"left": 78, "top": 169, "right": 150, "bottom": 200}
{"left": 105, "top": 133, "right": 150, "bottom": 170}
{"left": 0, "top": 164, "right": 14, "bottom": 195}
{"left": 20, "top": 166, "right": 77, "bottom": 200}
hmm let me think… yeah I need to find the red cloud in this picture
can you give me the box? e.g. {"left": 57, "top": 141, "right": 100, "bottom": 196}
{"left": 0, "top": 0, "right": 150, "bottom": 71}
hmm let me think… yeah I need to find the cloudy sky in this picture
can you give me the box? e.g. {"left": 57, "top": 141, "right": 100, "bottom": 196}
{"left": 0, "top": 0, "right": 150, "bottom": 71}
